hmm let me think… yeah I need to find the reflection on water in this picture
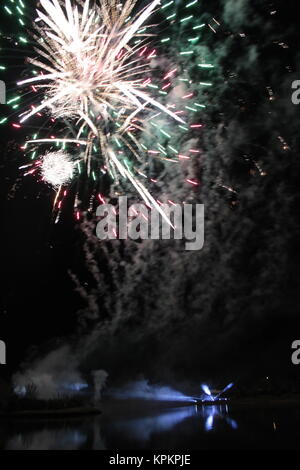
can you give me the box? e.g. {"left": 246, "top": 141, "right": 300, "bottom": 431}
{"left": 108, "top": 407, "right": 198, "bottom": 443}
{"left": 108, "top": 404, "right": 238, "bottom": 443}
{"left": 6, "top": 429, "right": 88, "bottom": 450}
{"left": 1, "top": 401, "right": 299, "bottom": 450}
{"left": 201, "top": 404, "right": 238, "bottom": 432}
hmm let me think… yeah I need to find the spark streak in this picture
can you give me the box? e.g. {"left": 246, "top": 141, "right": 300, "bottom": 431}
{"left": 16, "top": 0, "right": 192, "bottom": 223}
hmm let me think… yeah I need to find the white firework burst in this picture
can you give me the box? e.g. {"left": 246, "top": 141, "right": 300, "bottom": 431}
{"left": 18, "top": 0, "right": 185, "bottom": 225}
{"left": 41, "top": 151, "right": 74, "bottom": 187}
{"left": 18, "top": 0, "right": 182, "bottom": 126}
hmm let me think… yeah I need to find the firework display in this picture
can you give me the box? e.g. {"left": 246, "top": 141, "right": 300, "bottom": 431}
{"left": 1, "top": 0, "right": 214, "bottom": 222}
{"left": 1, "top": 0, "right": 299, "bottom": 452}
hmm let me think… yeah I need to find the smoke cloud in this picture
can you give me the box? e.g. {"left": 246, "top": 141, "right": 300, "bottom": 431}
{"left": 14, "top": 0, "right": 300, "bottom": 389}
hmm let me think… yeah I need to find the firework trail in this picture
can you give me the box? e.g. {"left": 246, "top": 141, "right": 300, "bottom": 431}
{"left": 2, "top": 0, "right": 212, "bottom": 221}
{"left": 18, "top": 0, "right": 184, "bottom": 223}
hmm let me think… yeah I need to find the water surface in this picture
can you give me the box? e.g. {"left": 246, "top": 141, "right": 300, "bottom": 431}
{"left": 1, "top": 400, "right": 299, "bottom": 450}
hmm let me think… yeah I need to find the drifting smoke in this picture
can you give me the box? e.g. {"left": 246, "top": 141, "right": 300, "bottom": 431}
{"left": 108, "top": 379, "right": 195, "bottom": 402}
{"left": 13, "top": 0, "right": 300, "bottom": 387}
{"left": 66, "top": 0, "right": 299, "bottom": 383}
{"left": 93, "top": 370, "right": 108, "bottom": 403}
{"left": 13, "top": 345, "right": 83, "bottom": 399}
{"left": 13, "top": 345, "right": 109, "bottom": 400}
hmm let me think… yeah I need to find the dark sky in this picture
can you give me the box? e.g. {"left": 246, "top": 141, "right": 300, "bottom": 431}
{"left": 1, "top": 145, "right": 82, "bottom": 374}
{"left": 1, "top": 0, "right": 300, "bottom": 389}
{"left": 0, "top": 3, "right": 92, "bottom": 376}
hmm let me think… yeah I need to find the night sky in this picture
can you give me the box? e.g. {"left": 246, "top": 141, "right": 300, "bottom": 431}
{"left": 1, "top": 0, "right": 300, "bottom": 394}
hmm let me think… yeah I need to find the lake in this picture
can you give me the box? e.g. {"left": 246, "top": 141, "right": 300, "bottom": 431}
{"left": 1, "top": 400, "right": 299, "bottom": 450}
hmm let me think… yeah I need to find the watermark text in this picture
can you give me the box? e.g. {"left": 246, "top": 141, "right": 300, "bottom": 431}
{"left": 0, "top": 340, "right": 6, "bottom": 365}
{"left": 96, "top": 197, "right": 204, "bottom": 251}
